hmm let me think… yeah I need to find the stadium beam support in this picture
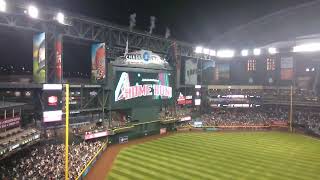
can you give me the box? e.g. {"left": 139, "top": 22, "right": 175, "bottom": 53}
{"left": 0, "top": 0, "right": 198, "bottom": 61}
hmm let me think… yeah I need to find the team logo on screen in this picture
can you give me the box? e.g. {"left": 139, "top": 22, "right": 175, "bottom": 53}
{"left": 115, "top": 72, "right": 172, "bottom": 102}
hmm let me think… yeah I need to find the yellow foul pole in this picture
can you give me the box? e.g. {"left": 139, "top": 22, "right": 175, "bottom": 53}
{"left": 289, "top": 85, "right": 293, "bottom": 132}
{"left": 65, "top": 84, "right": 70, "bottom": 180}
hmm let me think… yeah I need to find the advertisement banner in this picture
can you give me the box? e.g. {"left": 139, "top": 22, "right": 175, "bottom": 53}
{"left": 91, "top": 43, "right": 106, "bottom": 83}
{"left": 160, "top": 128, "right": 167, "bottom": 134}
{"left": 55, "top": 34, "right": 63, "bottom": 83}
{"left": 85, "top": 131, "right": 108, "bottom": 140}
{"left": 0, "top": 117, "right": 20, "bottom": 130}
{"left": 119, "top": 136, "right": 128, "bottom": 144}
{"left": 33, "top": 32, "right": 46, "bottom": 83}
{"left": 281, "top": 57, "right": 294, "bottom": 80}
{"left": 113, "top": 50, "right": 170, "bottom": 69}
{"left": 185, "top": 59, "right": 198, "bottom": 85}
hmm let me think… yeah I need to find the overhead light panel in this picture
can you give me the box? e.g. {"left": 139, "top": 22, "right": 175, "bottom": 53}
{"left": 253, "top": 48, "right": 261, "bottom": 56}
{"left": 293, "top": 43, "right": 320, "bottom": 52}
{"left": 203, "top": 48, "right": 210, "bottom": 55}
{"left": 0, "top": 0, "right": 6, "bottom": 12}
{"left": 55, "top": 12, "right": 65, "bottom": 24}
{"left": 268, "top": 47, "right": 277, "bottom": 54}
{"left": 217, "top": 49, "right": 235, "bottom": 58}
{"left": 195, "top": 46, "right": 203, "bottom": 54}
{"left": 241, "top": 49, "right": 249, "bottom": 57}
{"left": 209, "top": 50, "right": 216, "bottom": 56}
{"left": 27, "top": 5, "right": 39, "bottom": 19}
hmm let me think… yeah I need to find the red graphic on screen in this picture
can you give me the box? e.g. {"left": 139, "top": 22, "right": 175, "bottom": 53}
{"left": 48, "top": 96, "right": 58, "bottom": 106}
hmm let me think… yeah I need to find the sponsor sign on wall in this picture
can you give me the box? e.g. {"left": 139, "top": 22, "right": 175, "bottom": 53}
{"left": 55, "top": 34, "right": 63, "bottom": 82}
{"left": 0, "top": 117, "right": 20, "bottom": 130}
{"left": 185, "top": 59, "right": 198, "bottom": 85}
{"left": 91, "top": 43, "right": 106, "bottom": 83}
{"left": 113, "top": 50, "right": 170, "bottom": 69}
{"left": 33, "top": 32, "right": 46, "bottom": 83}
{"left": 281, "top": 57, "right": 294, "bottom": 80}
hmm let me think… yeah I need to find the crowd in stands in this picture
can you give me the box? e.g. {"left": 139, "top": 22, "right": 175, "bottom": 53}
{"left": 208, "top": 88, "right": 319, "bottom": 102}
{"left": 200, "top": 107, "right": 288, "bottom": 127}
{"left": 185, "top": 106, "right": 319, "bottom": 135}
{"left": 0, "top": 139, "right": 104, "bottom": 180}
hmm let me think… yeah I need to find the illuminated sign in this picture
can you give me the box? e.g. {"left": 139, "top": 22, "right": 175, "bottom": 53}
{"left": 180, "top": 116, "right": 192, "bottom": 121}
{"left": 193, "top": 121, "right": 203, "bottom": 128}
{"left": 48, "top": 96, "right": 58, "bottom": 106}
{"left": 85, "top": 131, "right": 108, "bottom": 140}
{"left": 195, "top": 99, "right": 201, "bottom": 106}
{"left": 43, "top": 110, "right": 62, "bottom": 122}
{"left": 114, "top": 50, "right": 170, "bottom": 69}
{"left": 177, "top": 92, "right": 193, "bottom": 105}
{"left": 43, "top": 84, "right": 62, "bottom": 90}
{"left": 0, "top": 117, "right": 20, "bottom": 130}
{"left": 160, "top": 128, "right": 167, "bottom": 134}
{"left": 115, "top": 72, "right": 172, "bottom": 102}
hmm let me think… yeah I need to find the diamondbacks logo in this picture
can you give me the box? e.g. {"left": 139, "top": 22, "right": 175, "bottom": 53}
{"left": 115, "top": 72, "right": 172, "bottom": 102}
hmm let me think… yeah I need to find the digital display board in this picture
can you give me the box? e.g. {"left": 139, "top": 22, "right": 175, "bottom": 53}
{"left": 114, "top": 71, "right": 172, "bottom": 108}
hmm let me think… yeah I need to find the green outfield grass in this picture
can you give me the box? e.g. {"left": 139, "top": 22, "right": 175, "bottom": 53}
{"left": 107, "top": 132, "right": 320, "bottom": 180}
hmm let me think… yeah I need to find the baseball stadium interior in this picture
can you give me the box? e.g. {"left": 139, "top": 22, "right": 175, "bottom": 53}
{"left": 0, "top": 0, "right": 320, "bottom": 179}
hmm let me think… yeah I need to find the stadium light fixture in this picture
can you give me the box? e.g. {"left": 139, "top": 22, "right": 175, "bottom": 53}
{"left": 27, "top": 5, "right": 39, "bottom": 19}
{"left": 268, "top": 47, "right": 277, "bottom": 54}
{"left": 293, "top": 43, "right": 320, "bottom": 52}
{"left": 195, "top": 46, "right": 203, "bottom": 54}
{"left": 253, "top": 48, "right": 261, "bottom": 56}
{"left": 0, "top": 0, "right": 6, "bottom": 12}
{"left": 55, "top": 12, "right": 65, "bottom": 24}
{"left": 241, "top": 49, "right": 249, "bottom": 57}
{"left": 217, "top": 49, "right": 235, "bottom": 58}
{"left": 203, "top": 48, "right": 210, "bottom": 55}
{"left": 209, "top": 50, "right": 216, "bottom": 56}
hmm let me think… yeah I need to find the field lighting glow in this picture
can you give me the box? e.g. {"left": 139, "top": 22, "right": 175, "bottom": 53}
{"left": 217, "top": 49, "right": 235, "bottom": 58}
{"left": 203, "top": 48, "right": 210, "bottom": 55}
{"left": 209, "top": 50, "right": 216, "bottom": 56}
{"left": 293, "top": 43, "right": 320, "bottom": 52}
{"left": 0, "top": 0, "right": 6, "bottom": 12}
{"left": 241, "top": 49, "right": 249, "bottom": 56}
{"left": 195, "top": 46, "right": 203, "bottom": 54}
{"left": 27, "top": 5, "right": 39, "bottom": 19}
{"left": 268, "top": 47, "right": 277, "bottom": 54}
{"left": 253, "top": 48, "right": 261, "bottom": 56}
{"left": 56, "top": 12, "right": 65, "bottom": 24}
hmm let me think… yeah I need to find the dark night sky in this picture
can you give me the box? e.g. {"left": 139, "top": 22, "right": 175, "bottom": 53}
{"left": 0, "top": 0, "right": 314, "bottom": 74}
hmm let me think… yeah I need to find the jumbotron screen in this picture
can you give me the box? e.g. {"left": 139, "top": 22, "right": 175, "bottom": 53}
{"left": 113, "top": 71, "right": 172, "bottom": 108}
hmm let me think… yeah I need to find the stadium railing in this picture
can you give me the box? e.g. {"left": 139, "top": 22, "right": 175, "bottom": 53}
{"left": 76, "top": 142, "right": 108, "bottom": 180}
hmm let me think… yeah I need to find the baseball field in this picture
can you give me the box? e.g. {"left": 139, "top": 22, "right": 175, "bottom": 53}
{"left": 107, "top": 132, "right": 320, "bottom": 180}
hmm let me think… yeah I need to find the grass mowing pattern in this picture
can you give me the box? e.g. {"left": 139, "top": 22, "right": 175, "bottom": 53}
{"left": 108, "top": 132, "right": 320, "bottom": 180}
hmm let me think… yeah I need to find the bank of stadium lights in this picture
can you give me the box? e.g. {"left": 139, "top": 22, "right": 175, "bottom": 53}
{"left": 195, "top": 46, "right": 203, "bottom": 54}
{"left": 55, "top": 12, "right": 65, "bottom": 24}
{"left": 293, "top": 43, "right": 320, "bottom": 53}
{"left": 268, "top": 47, "right": 277, "bottom": 55}
{"left": 253, "top": 48, "right": 261, "bottom": 56}
{"left": 27, "top": 5, "right": 39, "bottom": 19}
{"left": 241, "top": 49, "right": 249, "bottom": 57}
{"left": 203, "top": 48, "right": 210, "bottom": 55}
{"left": 209, "top": 50, "right": 216, "bottom": 56}
{"left": 0, "top": 0, "right": 6, "bottom": 12}
{"left": 195, "top": 46, "right": 216, "bottom": 57}
{"left": 217, "top": 49, "right": 235, "bottom": 58}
